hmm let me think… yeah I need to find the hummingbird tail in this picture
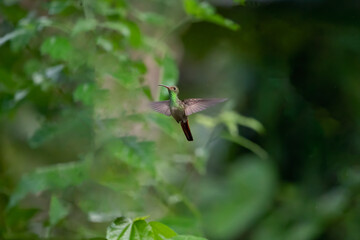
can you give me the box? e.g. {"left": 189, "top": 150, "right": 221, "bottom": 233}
{"left": 181, "top": 120, "right": 193, "bottom": 141}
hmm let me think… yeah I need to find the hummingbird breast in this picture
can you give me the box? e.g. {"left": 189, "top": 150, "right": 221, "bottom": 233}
{"left": 170, "top": 105, "right": 187, "bottom": 123}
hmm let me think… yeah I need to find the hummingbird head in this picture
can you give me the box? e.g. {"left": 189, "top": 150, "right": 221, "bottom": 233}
{"left": 158, "top": 84, "right": 179, "bottom": 94}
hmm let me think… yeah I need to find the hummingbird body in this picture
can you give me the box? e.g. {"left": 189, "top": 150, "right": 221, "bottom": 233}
{"left": 169, "top": 91, "right": 186, "bottom": 123}
{"left": 150, "top": 85, "right": 226, "bottom": 141}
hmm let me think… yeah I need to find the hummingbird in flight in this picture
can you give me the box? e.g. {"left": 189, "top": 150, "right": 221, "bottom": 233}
{"left": 150, "top": 84, "right": 226, "bottom": 141}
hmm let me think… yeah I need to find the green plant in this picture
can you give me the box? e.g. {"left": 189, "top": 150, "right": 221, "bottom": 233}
{"left": 0, "top": 0, "right": 263, "bottom": 239}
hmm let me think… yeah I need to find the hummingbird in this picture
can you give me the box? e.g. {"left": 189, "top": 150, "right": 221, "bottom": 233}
{"left": 150, "top": 84, "right": 226, "bottom": 141}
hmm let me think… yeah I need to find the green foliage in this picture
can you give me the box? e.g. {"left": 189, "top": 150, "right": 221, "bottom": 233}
{"left": 199, "top": 158, "right": 275, "bottom": 239}
{"left": 107, "top": 217, "right": 176, "bottom": 240}
{"left": 183, "top": 0, "right": 239, "bottom": 30}
{"left": 8, "top": 161, "right": 88, "bottom": 208}
{"left": 0, "top": 29, "right": 26, "bottom": 46}
{"left": 196, "top": 111, "right": 268, "bottom": 159}
{"left": 41, "top": 36, "right": 73, "bottom": 61}
{"left": 0, "top": 0, "right": 245, "bottom": 239}
{"left": 106, "top": 217, "right": 204, "bottom": 240}
{"left": 73, "top": 82, "right": 98, "bottom": 106}
{"left": 4, "top": 0, "right": 357, "bottom": 240}
{"left": 49, "top": 195, "right": 69, "bottom": 226}
{"left": 172, "top": 236, "right": 207, "bottom": 240}
{"left": 72, "top": 18, "right": 97, "bottom": 35}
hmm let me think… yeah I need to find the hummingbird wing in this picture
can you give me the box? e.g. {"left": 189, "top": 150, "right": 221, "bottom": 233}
{"left": 150, "top": 100, "right": 171, "bottom": 116}
{"left": 183, "top": 98, "right": 227, "bottom": 116}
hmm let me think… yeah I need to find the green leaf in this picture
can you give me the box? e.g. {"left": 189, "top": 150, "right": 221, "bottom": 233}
{"left": 171, "top": 236, "right": 207, "bottom": 240}
{"left": 24, "top": 59, "right": 41, "bottom": 76}
{"left": 40, "top": 36, "right": 73, "bottom": 61}
{"left": 195, "top": 114, "right": 217, "bottom": 128}
{"left": 125, "top": 21, "right": 142, "bottom": 47}
{"left": 10, "top": 20, "right": 37, "bottom": 51}
{"left": 29, "top": 109, "right": 93, "bottom": 148}
{"left": 48, "top": 0, "right": 71, "bottom": 15}
{"left": 106, "top": 217, "right": 177, "bottom": 240}
{"left": 5, "top": 207, "right": 39, "bottom": 230}
{"left": 104, "top": 137, "right": 155, "bottom": 172}
{"left": 6, "top": 17, "right": 51, "bottom": 52}
{"left": 72, "top": 18, "right": 97, "bottom": 35}
{"left": 135, "top": 12, "right": 167, "bottom": 26}
{"left": 101, "top": 22, "right": 131, "bottom": 36}
{"left": 45, "top": 64, "right": 64, "bottom": 81}
{"left": 196, "top": 111, "right": 267, "bottom": 159}
{"left": 97, "top": 37, "right": 113, "bottom": 52}
{"left": 0, "top": 29, "right": 26, "bottom": 46}
{"left": 106, "top": 217, "right": 131, "bottom": 240}
{"left": 142, "top": 86, "right": 152, "bottom": 100}
{"left": 10, "top": 30, "right": 35, "bottom": 52}
{"left": 29, "top": 123, "right": 58, "bottom": 148}
{"left": 149, "top": 221, "right": 177, "bottom": 239}
{"left": 220, "top": 111, "right": 265, "bottom": 134}
{"left": 112, "top": 62, "right": 145, "bottom": 89}
{"left": 101, "top": 21, "right": 142, "bottom": 47}
{"left": 14, "top": 88, "right": 28, "bottom": 101}
{"left": 183, "top": 0, "right": 239, "bottom": 30}
{"left": 223, "top": 134, "right": 268, "bottom": 160}
{"left": 317, "top": 188, "right": 348, "bottom": 219}
{"left": 49, "top": 195, "right": 69, "bottom": 226}
{"left": 286, "top": 221, "right": 321, "bottom": 240}
{"left": 3, "top": 0, "right": 21, "bottom": 5}
{"left": 107, "top": 217, "right": 151, "bottom": 240}
{"left": 8, "top": 161, "right": 88, "bottom": 209}
{"left": 233, "top": 0, "right": 246, "bottom": 5}
{"left": 89, "top": 0, "right": 126, "bottom": 17}
{"left": 73, "top": 82, "right": 96, "bottom": 106}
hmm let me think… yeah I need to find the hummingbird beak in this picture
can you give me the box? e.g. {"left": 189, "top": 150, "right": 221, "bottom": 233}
{"left": 158, "top": 84, "right": 170, "bottom": 90}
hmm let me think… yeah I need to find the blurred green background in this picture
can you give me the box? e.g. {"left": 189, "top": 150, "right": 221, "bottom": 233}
{"left": 1, "top": 0, "right": 360, "bottom": 239}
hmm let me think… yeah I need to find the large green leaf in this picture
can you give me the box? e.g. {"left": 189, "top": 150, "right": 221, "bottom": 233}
{"left": 171, "top": 236, "right": 207, "bottom": 240}
{"left": 8, "top": 161, "right": 88, "bottom": 208}
{"left": 106, "top": 217, "right": 177, "bottom": 240}
{"left": 149, "top": 221, "right": 177, "bottom": 240}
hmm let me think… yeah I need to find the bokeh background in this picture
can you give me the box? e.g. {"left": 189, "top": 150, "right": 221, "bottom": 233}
{"left": 1, "top": 0, "right": 360, "bottom": 239}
